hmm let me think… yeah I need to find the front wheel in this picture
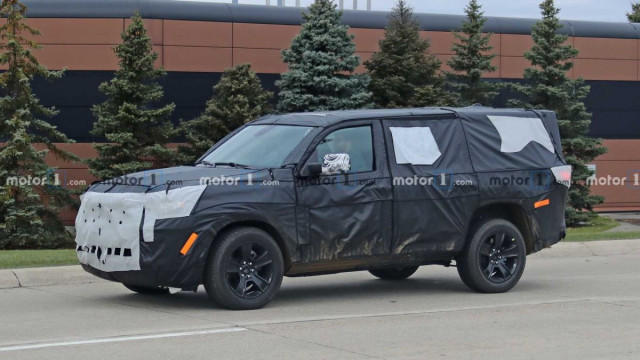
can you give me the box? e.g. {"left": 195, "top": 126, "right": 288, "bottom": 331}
{"left": 204, "top": 227, "right": 284, "bottom": 310}
{"left": 369, "top": 266, "right": 419, "bottom": 280}
{"left": 457, "top": 219, "right": 527, "bottom": 293}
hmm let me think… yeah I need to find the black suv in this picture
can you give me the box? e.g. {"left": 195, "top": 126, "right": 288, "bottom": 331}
{"left": 76, "top": 107, "right": 570, "bottom": 310}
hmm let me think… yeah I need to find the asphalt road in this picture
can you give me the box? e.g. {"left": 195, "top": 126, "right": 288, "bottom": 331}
{"left": 1, "top": 253, "right": 640, "bottom": 360}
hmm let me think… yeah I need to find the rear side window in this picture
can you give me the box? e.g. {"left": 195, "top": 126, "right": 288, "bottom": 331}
{"left": 383, "top": 119, "right": 473, "bottom": 176}
{"left": 389, "top": 127, "right": 441, "bottom": 165}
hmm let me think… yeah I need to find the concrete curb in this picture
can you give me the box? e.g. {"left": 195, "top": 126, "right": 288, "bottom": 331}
{"left": 0, "top": 265, "right": 99, "bottom": 290}
{"left": 530, "top": 239, "right": 640, "bottom": 258}
{"left": 1, "top": 239, "right": 640, "bottom": 290}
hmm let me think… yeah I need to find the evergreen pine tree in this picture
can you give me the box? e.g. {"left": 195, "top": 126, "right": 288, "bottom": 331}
{"left": 276, "top": 0, "right": 371, "bottom": 112}
{"left": 88, "top": 13, "right": 176, "bottom": 180}
{"left": 446, "top": 0, "right": 499, "bottom": 106}
{"left": 179, "top": 64, "right": 273, "bottom": 161}
{"left": 510, "top": 0, "right": 607, "bottom": 226}
{"left": 365, "top": 0, "right": 450, "bottom": 108}
{"left": 628, "top": 2, "right": 640, "bottom": 22}
{"left": 0, "top": 0, "right": 77, "bottom": 248}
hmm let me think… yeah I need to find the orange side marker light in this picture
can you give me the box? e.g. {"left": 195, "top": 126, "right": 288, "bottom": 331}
{"left": 180, "top": 233, "right": 199, "bottom": 255}
{"left": 534, "top": 199, "right": 550, "bottom": 209}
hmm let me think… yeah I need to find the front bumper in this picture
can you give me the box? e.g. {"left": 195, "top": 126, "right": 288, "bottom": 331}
{"left": 75, "top": 185, "right": 214, "bottom": 289}
{"left": 80, "top": 212, "right": 218, "bottom": 290}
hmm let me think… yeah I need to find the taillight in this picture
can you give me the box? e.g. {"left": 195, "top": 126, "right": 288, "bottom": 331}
{"left": 550, "top": 165, "right": 572, "bottom": 188}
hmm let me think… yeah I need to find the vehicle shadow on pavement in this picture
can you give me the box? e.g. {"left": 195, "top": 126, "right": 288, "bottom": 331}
{"left": 99, "top": 274, "right": 546, "bottom": 310}
{"left": 275, "top": 277, "right": 469, "bottom": 304}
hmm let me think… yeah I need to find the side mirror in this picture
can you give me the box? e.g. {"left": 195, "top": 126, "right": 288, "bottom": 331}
{"left": 300, "top": 153, "right": 351, "bottom": 177}
{"left": 305, "top": 163, "right": 323, "bottom": 177}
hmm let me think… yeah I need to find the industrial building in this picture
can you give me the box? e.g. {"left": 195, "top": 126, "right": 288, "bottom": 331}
{"left": 7, "top": 0, "right": 640, "bottom": 221}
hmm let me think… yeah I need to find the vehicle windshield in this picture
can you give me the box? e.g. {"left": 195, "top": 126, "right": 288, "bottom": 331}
{"left": 200, "top": 125, "right": 315, "bottom": 168}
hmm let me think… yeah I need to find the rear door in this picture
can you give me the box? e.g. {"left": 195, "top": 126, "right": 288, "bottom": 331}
{"left": 295, "top": 120, "right": 393, "bottom": 263}
{"left": 382, "top": 117, "right": 479, "bottom": 257}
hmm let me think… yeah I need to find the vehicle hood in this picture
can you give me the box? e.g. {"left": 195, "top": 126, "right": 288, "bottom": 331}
{"left": 87, "top": 165, "right": 269, "bottom": 193}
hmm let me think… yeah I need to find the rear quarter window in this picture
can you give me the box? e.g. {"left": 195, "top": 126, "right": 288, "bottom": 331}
{"left": 461, "top": 112, "right": 560, "bottom": 171}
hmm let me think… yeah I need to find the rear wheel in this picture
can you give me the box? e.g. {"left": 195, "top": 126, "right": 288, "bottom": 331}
{"left": 204, "top": 227, "right": 284, "bottom": 310}
{"left": 369, "top": 266, "right": 419, "bottom": 280}
{"left": 457, "top": 218, "right": 526, "bottom": 293}
{"left": 123, "top": 283, "right": 169, "bottom": 295}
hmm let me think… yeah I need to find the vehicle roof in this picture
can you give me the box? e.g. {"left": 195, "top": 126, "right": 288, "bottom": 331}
{"left": 250, "top": 106, "right": 538, "bottom": 127}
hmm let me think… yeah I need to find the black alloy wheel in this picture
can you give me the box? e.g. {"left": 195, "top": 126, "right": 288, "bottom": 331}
{"left": 457, "top": 218, "right": 527, "bottom": 293}
{"left": 478, "top": 230, "right": 521, "bottom": 283}
{"left": 204, "top": 227, "right": 284, "bottom": 310}
{"left": 225, "top": 242, "right": 275, "bottom": 299}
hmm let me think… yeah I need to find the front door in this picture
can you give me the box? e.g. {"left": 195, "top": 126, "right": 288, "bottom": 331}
{"left": 295, "top": 120, "right": 393, "bottom": 263}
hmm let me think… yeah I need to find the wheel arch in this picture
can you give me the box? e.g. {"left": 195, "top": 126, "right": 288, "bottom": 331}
{"left": 210, "top": 220, "right": 292, "bottom": 270}
{"left": 467, "top": 202, "right": 536, "bottom": 254}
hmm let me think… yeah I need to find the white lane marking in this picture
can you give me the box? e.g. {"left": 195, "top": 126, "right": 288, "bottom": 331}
{"left": 0, "top": 327, "right": 247, "bottom": 352}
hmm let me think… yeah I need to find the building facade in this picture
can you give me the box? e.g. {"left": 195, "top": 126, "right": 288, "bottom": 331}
{"left": 5, "top": 0, "right": 640, "bottom": 222}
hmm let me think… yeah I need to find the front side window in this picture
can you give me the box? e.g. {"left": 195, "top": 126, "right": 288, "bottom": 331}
{"left": 309, "top": 126, "right": 374, "bottom": 174}
{"left": 202, "top": 125, "right": 314, "bottom": 168}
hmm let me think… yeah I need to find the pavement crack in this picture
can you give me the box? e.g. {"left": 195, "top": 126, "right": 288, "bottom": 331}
{"left": 588, "top": 299, "right": 640, "bottom": 309}
{"left": 242, "top": 325, "right": 385, "bottom": 360}
{"left": 10, "top": 270, "right": 21, "bottom": 288}
{"left": 22, "top": 287, "right": 239, "bottom": 328}
{"left": 240, "top": 299, "right": 591, "bottom": 327}
{"left": 578, "top": 241, "right": 597, "bottom": 257}
{"left": 529, "top": 291, "right": 640, "bottom": 310}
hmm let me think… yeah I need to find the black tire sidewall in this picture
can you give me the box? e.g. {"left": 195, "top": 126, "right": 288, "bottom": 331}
{"left": 458, "top": 219, "right": 527, "bottom": 293}
{"left": 204, "top": 227, "right": 284, "bottom": 310}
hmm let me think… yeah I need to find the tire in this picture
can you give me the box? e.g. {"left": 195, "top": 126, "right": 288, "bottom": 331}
{"left": 369, "top": 266, "right": 419, "bottom": 280}
{"left": 457, "top": 218, "right": 527, "bottom": 293}
{"left": 204, "top": 227, "right": 284, "bottom": 310}
{"left": 123, "top": 283, "right": 169, "bottom": 295}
